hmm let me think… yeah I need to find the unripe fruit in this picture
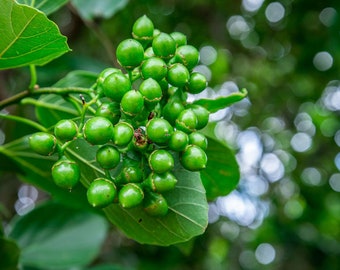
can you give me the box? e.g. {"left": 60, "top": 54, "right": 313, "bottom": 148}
{"left": 168, "top": 130, "right": 189, "bottom": 151}
{"left": 120, "top": 165, "right": 143, "bottom": 183}
{"left": 141, "top": 57, "right": 167, "bottom": 81}
{"left": 112, "top": 122, "right": 134, "bottom": 147}
{"left": 95, "top": 102, "right": 121, "bottom": 125}
{"left": 175, "top": 109, "right": 198, "bottom": 133}
{"left": 96, "top": 68, "right": 123, "bottom": 95}
{"left": 144, "top": 171, "right": 177, "bottom": 193}
{"left": 186, "top": 72, "right": 207, "bottom": 94}
{"left": 152, "top": 32, "right": 176, "bottom": 59}
{"left": 187, "top": 104, "right": 209, "bottom": 130}
{"left": 120, "top": 90, "right": 144, "bottom": 117}
{"left": 170, "top": 32, "right": 187, "bottom": 47}
{"left": 167, "top": 63, "right": 190, "bottom": 87}
{"left": 54, "top": 119, "right": 78, "bottom": 142}
{"left": 144, "top": 46, "right": 155, "bottom": 58}
{"left": 132, "top": 15, "right": 154, "bottom": 46}
{"left": 146, "top": 118, "right": 173, "bottom": 145}
{"left": 87, "top": 178, "right": 116, "bottom": 208}
{"left": 162, "top": 100, "right": 185, "bottom": 126}
{"left": 118, "top": 183, "right": 144, "bottom": 208}
{"left": 51, "top": 158, "right": 80, "bottom": 189}
{"left": 148, "top": 149, "right": 174, "bottom": 174}
{"left": 96, "top": 145, "right": 120, "bottom": 169}
{"left": 102, "top": 72, "right": 131, "bottom": 102}
{"left": 175, "top": 45, "right": 200, "bottom": 70}
{"left": 180, "top": 145, "right": 207, "bottom": 171}
{"left": 188, "top": 132, "right": 208, "bottom": 151}
{"left": 29, "top": 132, "right": 57, "bottom": 156}
{"left": 143, "top": 192, "right": 168, "bottom": 217}
{"left": 116, "top": 39, "right": 144, "bottom": 69}
{"left": 83, "top": 117, "right": 113, "bottom": 145}
{"left": 139, "top": 78, "right": 162, "bottom": 106}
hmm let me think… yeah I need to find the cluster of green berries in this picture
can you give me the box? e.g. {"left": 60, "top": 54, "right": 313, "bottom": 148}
{"left": 29, "top": 15, "right": 210, "bottom": 217}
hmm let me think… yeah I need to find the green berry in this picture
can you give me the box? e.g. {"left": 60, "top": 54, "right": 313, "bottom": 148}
{"left": 116, "top": 39, "right": 144, "bottom": 69}
{"left": 96, "top": 68, "right": 123, "bottom": 95}
{"left": 96, "top": 145, "right": 120, "bottom": 169}
{"left": 144, "top": 46, "right": 155, "bottom": 58}
{"left": 120, "top": 90, "right": 144, "bottom": 117}
{"left": 132, "top": 15, "right": 154, "bottom": 46}
{"left": 112, "top": 122, "right": 134, "bottom": 147}
{"left": 54, "top": 119, "right": 78, "bottom": 142}
{"left": 146, "top": 118, "right": 174, "bottom": 145}
{"left": 162, "top": 100, "right": 185, "bottom": 126}
{"left": 180, "top": 145, "right": 207, "bottom": 171}
{"left": 175, "top": 45, "right": 200, "bottom": 70}
{"left": 95, "top": 102, "right": 121, "bottom": 125}
{"left": 152, "top": 32, "right": 176, "bottom": 59}
{"left": 141, "top": 57, "right": 167, "bottom": 81}
{"left": 175, "top": 109, "right": 198, "bottom": 133}
{"left": 102, "top": 72, "right": 131, "bottom": 102}
{"left": 143, "top": 192, "right": 168, "bottom": 217}
{"left": 167, "top": 63, "right": 190, "bottom": 87}
{"left": 186, "top": 104, "right": 209, "bottom": 130}
{"left": 139, "top": 78, "right": 163, "bottom": 107}
{"left": 118, "top": 183, "right": 144, "bottom": 208}
{"left": 29, "top": 132, "right": 57, "bottom": 156}
{"left": 186, "top": 72, "right": 207, "bottom": 94}
{"left": 144, "top": 171, "right": 177, "bottom": 193}
{"left": 51, "top": 158, "right": 80, "bottom": 189}
{"left": 120, "top": 165, "right": 143, "bottom": 183}
{"left": 83, "top": 117, "right": 113, "bottom": 145}
{"left": 87, "top": 178, "right": 117, "bottom": 208}
{"left": 148, "top": 149, "right": 174, "bottom": 174}
{"left": 170, "top": 32, "right": 187, "bottom": 47}
{"left": 168, "top": 130, "right": 189, "bottom": 151}
{"left": 188, "top": 132, "right": 208, "bottom": 151}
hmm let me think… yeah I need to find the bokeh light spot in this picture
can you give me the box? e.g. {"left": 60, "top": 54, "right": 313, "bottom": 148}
{"left": 290, "top": 132, "right": 312, "bottom": 152}
{"left": 313, "top": 51, "right": 333, "bottom": 71}
{"left": 265, "top": 2, "right": 285, "bottom": 23}
{"left": 255, "top": 243, "right": 276, "bottom": 264}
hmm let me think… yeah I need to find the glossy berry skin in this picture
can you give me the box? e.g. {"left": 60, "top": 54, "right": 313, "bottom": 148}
{"left": 167, "top": 63, "right": 190, "bottom": 87}
{"left": 186, "top": 72, "right": 207, "bottom": 94}
{"left": 168, "top": 130, "right": 189, "bottom": 152}
{"left": 29, "top": 132, "right": 57, "bottom": 156}
{"left": 139, "top": 78, "right": 162, "bottom": 107}
{"left": 170, "top": 32, "right": 187, "bottom": 47}
{"left": 83, "top": 117, "right": 113, "bottom": 145}
{"left": 146, "top": 118, "right": 173, "bottom": 145}
{"left": 186, "top": 104, "right": 209, "bottom": 130}
{"left": 162, "top": 100, "right": 185, "bottom": 126}
{"left": 96, "top": 68, "right": 122, "bottom": 95}
{"left": 143, "top": 192, "right": 168, "bottom": 217}
{"left": 54, "top": 119, "right": 78, "bottom": 142}
{"left": 120, "top": 90, "right": 144, "bottom": 117}
{"left": 51, "top": 158, "right": 80, "bottom": 189}
{"left": 175, "top": 109, "right": 198, "bottom": 133}
{"left": 118, "top": 183, "right": 144, "bottom": 208}
{"left": 95, "top": 102, "right": 121, "bottom": 125}
{"left": 120, "top": 166, "right": 143, "bottom": 183}
{"left": 87, "top": 178, "right": 116, "bottom": 208}
{"left": 188, "top": 132, "right": 208, "bottom": 151}
{"left": 102, "top": 72, "right": 131, "bottom": 102}
{"left": 180, "top": 145, "right": 207, "bottom": 171}
{"left": 112, "top": 122, "right": 134, "bottom": 147}
{"left": 132, "top": 15, "right": 154, "bottom": 46}
{"left": 152, "top": 32, "right": 176, "bottom": 59}
{"left": 175, "top": 45, "right": 200, "bottom": 70}
{"left": 96, "top": 145, "right": 120, "bottom": 169}
{"left": 141, "top": 57, "right": 167, "bottom": 81}
{"left": 144, "top": 171, "right": 177, "bottom": 193}
{"left": 116, "top": 39, "right": 144, "bottom": 69}
{"left": 148, "top": 149, "right": 174, "bottom": 174}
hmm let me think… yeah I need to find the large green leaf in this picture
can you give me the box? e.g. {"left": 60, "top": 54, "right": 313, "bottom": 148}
{"left": 201, "top": 137, "right": 240, "bottom": 201}
{"left": 192, "top": 88, "right": 248, "bottom": 113}
{"left": 0, "top": 0, "right": 70, "bottom": 69}
{"left": 71, "top": 0, "right": 129, "bottom": 20}
{"left": 9, "top": 202, "right": 108, "bottom": 270}
{"left": 0, "top": 237, "right": 20, "bottom": 270}
{"left": 16, "top": 0, "right": 69, "bottom": 15}
{"left": 66, "top": 139, "right": 209, "bottom": 246}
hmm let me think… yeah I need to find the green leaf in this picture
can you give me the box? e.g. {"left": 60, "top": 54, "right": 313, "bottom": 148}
{"left": 16, "top": 0, "right": 69, "bottom": 15}
{"left": 0, "top": 237, "right": 20, "bottom": 270}
{"left": 66, "top": 139, "right": 209, "bottom": 246}
{"left": 85, "top": 264, "right": 131, "bottom": 270}
{"left": 192, "top": 88, "right": 248, "bottom": 113}
{"left": 0, "top": 0, "right": 70, "bottom": 70}
{"left": 9, "top": 202, "right": 108, "bottom": 270}
{"left": 201, "top": 137, "right": 240, "bottom": 201}
{"left": 71, "top": 0, "right": 129, "bottom": 20}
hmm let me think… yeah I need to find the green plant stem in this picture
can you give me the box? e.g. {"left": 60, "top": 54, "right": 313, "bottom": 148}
{"left": 0, "top": 87, "right": 93, "bottom": 110}
{"left": 28, "top": 65, "right": 37, "bottom": 92}
{"left": 78, "top": 94, "right": 99, "bottom": 132}
{"left": 0, "top": 113, "right": 48, "bottom": 132}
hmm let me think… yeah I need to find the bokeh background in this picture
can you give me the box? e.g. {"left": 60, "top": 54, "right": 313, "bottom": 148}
{"left": 1, "top": 0, "right": 340, "bottom": 269}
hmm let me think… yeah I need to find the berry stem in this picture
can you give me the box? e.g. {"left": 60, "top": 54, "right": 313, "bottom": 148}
{"left": 28, "top": 65, "right": 37, "bottom": 92}
{"left": 0, "top": 113, "right": 48, "bottom": 132}
{"left": 77, "top": 94, "right": 99, "bottom": 133}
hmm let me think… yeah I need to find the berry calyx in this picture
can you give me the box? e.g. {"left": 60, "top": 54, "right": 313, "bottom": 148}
{"left": 148, "top": 149, "right": 174, "bottom": 174}
{"left": 83, "top": 117, "right": 114, "bottom": 145}
{"left": 96, "top": 145, "right": 120, "bottom": 169}
{"left": 51, "top": 158, "right": 80, "bottom": 189}
{"left": 87, "top": 178, "right": 117, "bottom": 208}
{"left": 29, "top": 132, "right": 57, "bottom": 156}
